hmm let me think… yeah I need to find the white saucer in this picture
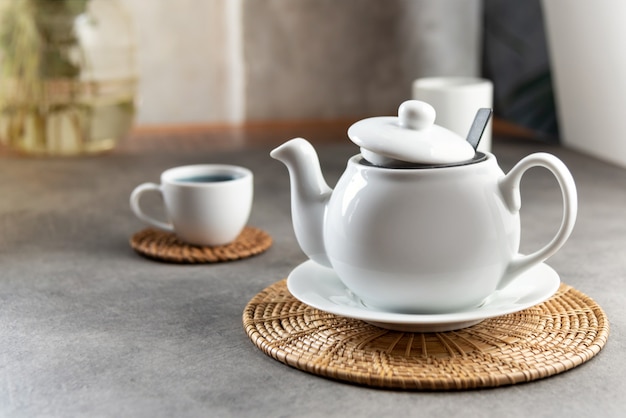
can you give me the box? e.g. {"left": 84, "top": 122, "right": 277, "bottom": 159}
{"left": 287, "top": 261, "right": 561, "bottom": 332}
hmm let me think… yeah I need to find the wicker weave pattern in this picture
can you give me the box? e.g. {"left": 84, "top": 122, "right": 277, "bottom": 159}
{"left": 130, "top": 227, "right": 272, "bottom": 263}
{"left": 243, "top": 280, "right": 609, "bottom": 390}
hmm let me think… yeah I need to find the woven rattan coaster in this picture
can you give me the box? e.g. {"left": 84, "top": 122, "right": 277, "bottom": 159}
{"left": 130, "top": 226, "right": 272, "bottom": 263}
{"left": 243, "top": 280, "right": 609, "bottom": 390}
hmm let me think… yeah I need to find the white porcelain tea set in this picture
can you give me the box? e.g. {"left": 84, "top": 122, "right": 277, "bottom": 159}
{"left": 271, "top": 100, "right": 577, "bottom": 332}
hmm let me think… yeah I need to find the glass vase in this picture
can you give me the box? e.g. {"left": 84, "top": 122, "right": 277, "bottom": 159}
{"left": 0, "top": 0, "right": 137, "bottom": 156}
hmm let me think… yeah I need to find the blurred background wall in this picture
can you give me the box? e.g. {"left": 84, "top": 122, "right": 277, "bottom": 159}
{"left": 124, "top": 0, "right": 482, "bottom": 125}
{"left": 242, "top": 0, "right": 481, "bottom": 121}
{"left": 124, "top": 0, "right": 237, "bottom": 125}
{"left": 124, "top": 0, "right": 554, "bottom": 139}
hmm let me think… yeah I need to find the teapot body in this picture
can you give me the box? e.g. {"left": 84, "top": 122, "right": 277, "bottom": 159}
{"left": 324, "top": 153, "right": 518, "bottom": 313}
{"left": 272, "top": 136, "right": 577, "bottom": 315}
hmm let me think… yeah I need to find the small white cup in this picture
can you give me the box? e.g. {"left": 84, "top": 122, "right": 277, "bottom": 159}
{"left": 130, "top": 164, "right": 253, "bottom": 246}
{"left": 412, "top": 77, "right": 494, "bottom": 152}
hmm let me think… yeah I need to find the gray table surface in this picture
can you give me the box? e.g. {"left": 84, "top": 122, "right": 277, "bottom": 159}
{"left": 1, "top": 136, "right": 624, "bottom": 417}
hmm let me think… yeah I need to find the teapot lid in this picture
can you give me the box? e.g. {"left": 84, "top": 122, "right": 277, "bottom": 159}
{"left": 348, "top": 100, "right": 475, "bottom": 167}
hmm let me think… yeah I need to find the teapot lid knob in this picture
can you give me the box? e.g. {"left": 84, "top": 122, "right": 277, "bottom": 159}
{"left": 398, "top": 100, "right": 435, "bottom": 131}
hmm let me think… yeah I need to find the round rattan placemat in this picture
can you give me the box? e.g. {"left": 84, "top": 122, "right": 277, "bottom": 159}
{"left": 243, "top": 280, "right": 609, "bottom": 390}
{"left": 130, "top": 226, "right": 272, "bottom": 263}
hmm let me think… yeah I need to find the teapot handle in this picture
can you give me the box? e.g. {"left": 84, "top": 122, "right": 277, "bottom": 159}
{"left": 497, "top": 153, "right": 577, "bottom": 289}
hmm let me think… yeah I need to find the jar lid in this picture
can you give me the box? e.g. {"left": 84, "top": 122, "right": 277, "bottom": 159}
{"left": 347, "top": 100, "right": 475, "bottom": 167}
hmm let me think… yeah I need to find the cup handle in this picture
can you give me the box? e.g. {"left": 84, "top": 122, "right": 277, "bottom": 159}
{"left": 129, "top": 182, "right": 174, "bottom": 232}
{"left": 497, "top": 153, "right": 578, "bottom": 289}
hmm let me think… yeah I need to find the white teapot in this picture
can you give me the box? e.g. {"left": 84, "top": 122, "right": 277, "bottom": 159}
{"left": 271, "top": 100, "right": 577, "bottom": 314}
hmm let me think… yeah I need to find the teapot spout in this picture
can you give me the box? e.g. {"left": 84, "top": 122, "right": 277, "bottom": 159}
{"left": 271, "top": 138, "right": 332, "bottom": 267}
